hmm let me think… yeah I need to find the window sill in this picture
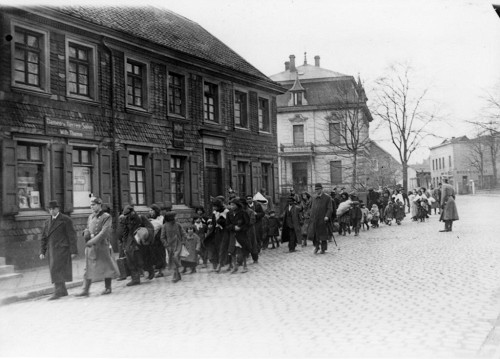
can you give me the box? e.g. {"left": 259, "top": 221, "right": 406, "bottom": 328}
{"left": 12, "top": 85, "right": 51, "bottom": 98}
{"left": 258, "top": 131, "right": 273, "bottom": 135}
{"left": 173, "top": 204, "right": 190, "bottom": 211}
{"left": 126, "top": 106, "right": 150, "bottom": 116}
{"left": 67, "top": 95, "right": 99, "bottom": 106}
{"left": 71, "top": 208, "right": 93, "bottom": 217}
{"left": 168, "top": 113, "right": 187, "bottom": 121}
{"left": 235, "top": 126, "right": 250, "bottom": 131}
{"left": 15, "top": 210, "right": 49, "bottom": 221}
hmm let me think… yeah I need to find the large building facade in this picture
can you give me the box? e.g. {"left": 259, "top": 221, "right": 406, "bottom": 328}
{"left": 0, "top": 6, "right": 284, "bottom": 269}
{"left": 270, "top": 54, "right": 373, "bottom": 194}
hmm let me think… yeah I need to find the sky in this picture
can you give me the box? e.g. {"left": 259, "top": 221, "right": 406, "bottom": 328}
{"left": 7, "top": 0, "right": 500, "bottom": 163}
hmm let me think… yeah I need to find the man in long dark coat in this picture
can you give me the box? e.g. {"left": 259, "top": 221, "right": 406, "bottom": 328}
{"left": 40, "top": 200, "right": 78, "bottom": 300}
{"left": 439, "top": 179, "right": 459, "bottom": 232}
{"left": 281, "top": 196, "right": 302, "bottom": 252}
{"left": 307, "top": 183, "right": 334, "bottom": 254}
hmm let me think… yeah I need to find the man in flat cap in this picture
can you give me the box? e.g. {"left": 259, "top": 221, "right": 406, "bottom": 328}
{"left": 307, "top": 183, "right": 334, "bottom": 254}
{"left": 40, "top": 200, "right": 78, "bottom": 300}
{"left": 280, "top": 195, "right": 302, "bottom": 252}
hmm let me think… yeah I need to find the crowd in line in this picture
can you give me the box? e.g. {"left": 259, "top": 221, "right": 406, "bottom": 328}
{"left": 38, "top": 179, "right": 458, "bottom": 300}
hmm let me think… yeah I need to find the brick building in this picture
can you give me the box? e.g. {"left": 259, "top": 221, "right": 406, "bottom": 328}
{"left": 269, "top": 54, "right": 373, "bottom": 194}
{"left": 0, "top": 6, "right": 284, "bottom": 269}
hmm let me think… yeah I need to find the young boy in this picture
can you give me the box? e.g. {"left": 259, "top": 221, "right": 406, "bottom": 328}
{"left": 181, "top": 224, "right": 201, "bottom": 274}
{"left": 360, "top": 201, "right": 370, "bottom": 231}
{"left": 350, "top": 201, "right": 363, "bottom": 236}
{"left": 267, "top": 210, "right": 280, "bottom": 249}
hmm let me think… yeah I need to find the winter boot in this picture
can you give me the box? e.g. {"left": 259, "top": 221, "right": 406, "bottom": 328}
{"left": 76, "top": 279, "right": 92, "bottom": 297}
{"left": 102, "top": 278, "right": 112, "bottom": 295}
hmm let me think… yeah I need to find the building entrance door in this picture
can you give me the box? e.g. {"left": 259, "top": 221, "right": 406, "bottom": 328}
{"left": 205, "top": 167, "right": 222, "bottom": 203}
{"left": 292, "top": 162, "right": 308, "bottom": 193}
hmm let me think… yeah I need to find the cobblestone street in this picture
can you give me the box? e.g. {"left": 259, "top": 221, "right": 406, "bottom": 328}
{"left": 1, "top": 195, "right": 500, "bottom": 358}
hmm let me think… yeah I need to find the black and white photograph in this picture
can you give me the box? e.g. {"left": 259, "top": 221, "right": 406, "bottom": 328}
{"left": 1, "top": 0, "right": 500, "bottom": 358}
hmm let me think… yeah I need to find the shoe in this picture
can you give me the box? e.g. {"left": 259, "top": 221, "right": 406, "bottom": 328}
{"left": 117, "top": 277, "right": 127, "bottom": 281}
{"left": 75, "top": 291, "right": 89, "bottom": 297}
{"left": 439, "top": 229, "right": 450, "bottom": 232}
{"left": 289, "top": 249, "right": 296, "bottom": 253}
{"left": 242, "top": 266, "right": 248, "bottom": 273}
{"left": 147, "top": 271, "right": 155, "bottom": 280}
{"left": 181, "top": 267, "right": 187, "bottom": 274}
{"left": 155, "top": 272, "right": 164, "bottom": 278}
{"left": 231, "top": 267, "right": 239, "bottom": 274}
{"left": 320, "top": 250, "right": 325, "bottom": 254}
{"left": 191, "top": 268, "right": 197, "bottom": 274}
{"left": 101, "top": 288, "right": 112, "bottom": 295}
{"left": 215, "top": 264, "right": 221, "bottom": 273}
{"left": 126, "top": 280, "right": 140, "bottom": 287}
{"left": 48, "top": 294, "right": 62, "bottom": 301}
{"left": 314, "top": 248, "right": 319, "bottom": 254}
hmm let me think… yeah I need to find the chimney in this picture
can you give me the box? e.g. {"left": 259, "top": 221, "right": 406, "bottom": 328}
{"left": 285, "top": 61, "right": 290, "bottom": 71}
{"left": 314, "top": 55, "right": 320, "bottom": 67}
{"left": 289, "top": 55, "right": 296, "bottom": 72}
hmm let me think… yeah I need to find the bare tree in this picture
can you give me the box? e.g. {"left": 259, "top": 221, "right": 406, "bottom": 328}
{"left": 467, "top": 135, "right": 486, "bottom": 188}
{"left": 468, "top": 91, "right": 500, "bottom": 187}
{"left": 319, "top": 78, "right": 372, "bottom": 188}
{"left": 371, "top": 63, "right": 438, "bottom": 190}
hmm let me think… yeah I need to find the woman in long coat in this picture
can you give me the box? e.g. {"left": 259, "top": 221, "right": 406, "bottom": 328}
{"left": 77, "top": 197, "right": 119, "bottom": 296}
{"left": 227, "top": 198, "right": 252, "bottom": 273}
{"left": 440, "top": 180, "right": 459, "bottom": 232}
{"left": 161, "top": 211, "right": 187, "bottom": 282}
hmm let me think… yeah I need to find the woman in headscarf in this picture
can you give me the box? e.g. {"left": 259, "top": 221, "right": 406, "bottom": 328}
{"left": 160, "top": 211, "right": 187, "bottom": 283}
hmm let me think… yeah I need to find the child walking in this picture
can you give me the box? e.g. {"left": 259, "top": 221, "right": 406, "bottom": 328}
{"left": 267, "top": 210, "right": 281, "bottom": 249}
{"left": 181, "top": 224, "right": 201, "bottom": 274}
{"left": 370, "top": 204, "right": 380, "bottom": 228}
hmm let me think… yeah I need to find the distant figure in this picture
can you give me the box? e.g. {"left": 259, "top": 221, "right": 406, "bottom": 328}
{"left": 307, "top": 183, "right": 333, "bottom": 254}
{"left": 439, "top": 179, "right": 459, "bottom": 232}
{"left": 39, "top": 200, "right": 78, "bottom": 300}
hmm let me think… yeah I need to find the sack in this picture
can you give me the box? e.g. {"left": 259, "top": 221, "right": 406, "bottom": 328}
{"left": 134, "top": 227, "right": 150, "bottom": 245}
{"left": 180, "top": 244, "right": 190, "bottom": 259}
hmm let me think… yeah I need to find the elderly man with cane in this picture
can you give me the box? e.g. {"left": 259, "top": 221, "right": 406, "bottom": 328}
{"left": 307, "top": 183, "right": 334, "bottom": 254}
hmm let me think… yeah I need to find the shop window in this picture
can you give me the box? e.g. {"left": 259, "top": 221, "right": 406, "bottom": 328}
{"left": 17, "top": 143, "right": 44, "bottom": 209}
{"left": 72, "top": 148, "right": 93, "bottom": 208}
{"left": 171, "top": 156, "right": 185, "bottom": 205}
{"left": 129, "top": 153, "right": 146, "bottom": 205}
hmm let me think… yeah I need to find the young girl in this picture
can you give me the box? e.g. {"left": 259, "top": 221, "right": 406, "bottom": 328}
{"left": 360, "top": 201, "right": 370, "bottom": 231}
{"left": 193, "top": 216, "right": 207, "bottom": 268}
{"left": 394, "top": 198, "right": 405, "bottom": 225}
{"left": 384, "top": 201, "right": 394, "bottom": 225}
{"left": 370, "top": 204, "right": 380, "bottom": 228}
{"left": 181, "top": 224, "right": 201, "bottom": 274}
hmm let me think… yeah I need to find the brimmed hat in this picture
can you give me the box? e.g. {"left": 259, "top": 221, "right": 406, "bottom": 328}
{"left": 90, "top": 197, "right": 102, "bottom": 205}
{"left": 150, "top": 204, "right": 161, "bottom": 215}
{"left": 122, "top": 205, "right": 134, "bottom": 216}
{"left": 48, "top": 200, "right": 60, "bottom": 209}
{"left": 314, "top": 183, "right": 323, "bottom": 190}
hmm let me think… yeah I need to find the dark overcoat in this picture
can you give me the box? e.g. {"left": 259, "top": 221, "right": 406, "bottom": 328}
{"left": 40, "top": 213, "right": 78, "bottom": 283}
{"left": 307, "top": 193, "right": 334, "bottom": 242}
{"left": 441, "top": 183, "right": 459, "bottom": 221}
{"left": 280, "top": 204, "right": 302, "bottom": 243}
{"left": 161, "top": 221, "right": 187, "bottom": 269}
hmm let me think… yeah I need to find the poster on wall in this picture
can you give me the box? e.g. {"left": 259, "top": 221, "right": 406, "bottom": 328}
{"left": 30, "top": 191, "right": 40, "bottom": 208}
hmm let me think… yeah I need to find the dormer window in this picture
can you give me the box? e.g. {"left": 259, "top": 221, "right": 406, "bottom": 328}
{"left": 293, "top": 92, "right": 303, "bottom": 106}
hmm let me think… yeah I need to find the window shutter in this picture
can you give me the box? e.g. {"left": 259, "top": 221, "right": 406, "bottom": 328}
{"left": 51, "top": 143, "right": 65, "bottom": 210}
{"left": 64, "top": 145, "right": 73, "bottom": 213}
{"left": 152, "top": 153, "right": 163, "bottom": 204}
{"left": 273, "top": 162, "right": 279, "bottom": 204}
{"left": 251, "top": 161, "right": 261, "bottom": 195}
{"left": 162, "top": 153, "right": 171, "bottom": 205}
{"left": 230, "top": 160, "right": 238, "bottom": 193}
{"left": 145, "top": 154, "right": 152, "bottom": 206}
{"left": 245, "top": 161, "right": 252, "bottom": 196}
{"left": 1, "top": 139, "right": 19, "bottom": 215}
{"left": 190, "top": 155, "right": 200, "bottom": 207}
{"left": 99, "top": 148, "right": 113, "bottom": 205}
{"left": 117, "top": 150, "right": 130, "bottom": 209}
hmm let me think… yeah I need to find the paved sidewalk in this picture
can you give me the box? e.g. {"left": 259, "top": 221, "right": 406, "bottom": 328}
{"left": 0, "top": 257, "right": 86, "bottom": 305}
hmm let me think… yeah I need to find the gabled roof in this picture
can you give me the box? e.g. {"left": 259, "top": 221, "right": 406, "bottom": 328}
{"left": 270, "top": 63, "right": 349, "bottom": 83}
{"left": 42, "top": 6, "right": 271, "bottom": 82}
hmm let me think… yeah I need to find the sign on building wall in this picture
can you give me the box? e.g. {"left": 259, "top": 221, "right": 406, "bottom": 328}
{"left": 45, "top": 117, "right": 94, "bottom": 138}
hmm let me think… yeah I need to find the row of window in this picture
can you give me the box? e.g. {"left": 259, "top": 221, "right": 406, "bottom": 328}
{"left": 290, "top": 161, "right": 343, "bottom": 189}
{"left": 16, "top": 142, "right": 187, "bottom": 211}
{"left": 291, "top": 123, "right": 341, "bottom": 146}
{"left": 432, "top": 156, "right": 452, "bottom": 171}
{"left": 11, "top": 23, "right": 272, "bottom": 132}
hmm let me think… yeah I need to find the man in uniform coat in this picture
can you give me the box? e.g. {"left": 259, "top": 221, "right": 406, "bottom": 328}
{"left": 40, "top": 200, "right": 78, "bottom": 300}
{"left": 439, "top": 179, "right": 459, "bottom": 232}
{"left": 307, "top": 183, "right": 334, "bottom": 254}
{"left": 76, "top": 197, "right": 119, "bottom": 297}
{"left": 280, "top": 196, "right": 302, "bottom": 252}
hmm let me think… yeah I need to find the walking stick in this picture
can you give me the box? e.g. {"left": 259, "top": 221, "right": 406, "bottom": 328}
{"left": 328, "top": 221, "right": 339, "bottom": 250}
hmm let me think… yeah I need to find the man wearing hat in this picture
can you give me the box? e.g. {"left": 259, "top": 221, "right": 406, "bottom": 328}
{"left": 40, "top": 200, "right": 78, "bottom": 300}
{"left": 280, "top": 195, "right": 302, "bottom": 252}
{"left": 246, "top": 194, "right": 265, "bottom": 253}
{"left": 76, "top": 197, "right": 119, "bottom": 297}
{"left": 307, "top": 183, "right": 334, "bottom": 254}
{"left": 120, "top": 205, "right": 154, "bottom": 286}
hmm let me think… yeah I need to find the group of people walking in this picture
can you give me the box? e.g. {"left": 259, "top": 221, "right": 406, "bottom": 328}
{"left": 39, "top": 180, "right": 459, "bottom": 300}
